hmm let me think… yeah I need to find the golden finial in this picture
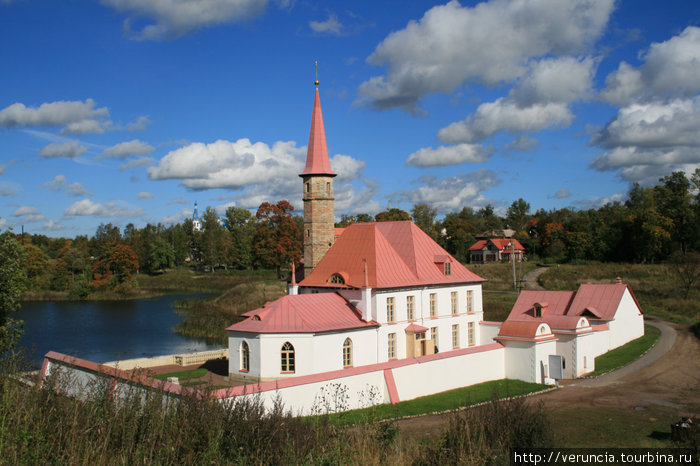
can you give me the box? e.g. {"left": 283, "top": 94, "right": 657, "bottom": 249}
{"left": 314, "top": 60, "right": 319, "bottom": 86}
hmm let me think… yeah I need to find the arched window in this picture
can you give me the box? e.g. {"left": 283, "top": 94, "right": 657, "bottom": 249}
{"left": 329, "top": 273, "right": 345, "bottom": 285}
{"left": 343, "top": 338, "right": 353, "bottom": 367}
{"left": 241, "top": 341, "right": 250, "bottom": 372}
{"left": 281, "top": 342, "right": 295, "bottom": 373}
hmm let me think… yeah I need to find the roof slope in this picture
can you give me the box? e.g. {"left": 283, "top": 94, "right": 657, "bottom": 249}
{"left": 227, "top": 293, "right": 377, "bottom": 334}
{"left": 299, "top": 87, "right": 335, "bottom": 177}
{"left": 300, "top": 220, "right": 485, "bottom": 289}
{"left": 568, "top": 283, "right": 640, "bottom": 321}
{"left": 469, "top": 238, "right": 525, "bottom": 252}
{"left": 506, "top": 290, "right": 575, "bottom": 321}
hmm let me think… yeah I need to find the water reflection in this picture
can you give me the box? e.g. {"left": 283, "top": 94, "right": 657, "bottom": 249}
{"left": 16, "top": 295, "right": 223, "bottom": 367}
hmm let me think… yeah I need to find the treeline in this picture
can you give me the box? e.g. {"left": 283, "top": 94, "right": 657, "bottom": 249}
{"left": 11, "top": 171, "right": 700, "bottom": 297}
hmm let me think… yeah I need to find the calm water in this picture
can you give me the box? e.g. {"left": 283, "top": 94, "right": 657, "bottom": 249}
{"left": 15, "top": 295, "right": 223, "bottom": 367}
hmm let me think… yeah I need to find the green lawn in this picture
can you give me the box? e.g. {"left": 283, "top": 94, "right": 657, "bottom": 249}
{"left": 152, "top": 368, "right": 208, "bottom": 381}
{"left": 326, "top": 379, "right": 550, "bottom": 425}
{"left": 586, "top": 325, "right": 660, "bottom": 378}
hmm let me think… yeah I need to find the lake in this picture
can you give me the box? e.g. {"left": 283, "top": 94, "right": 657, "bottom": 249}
{"left": 15, "top": 295, "right": 224, "bottom": 367}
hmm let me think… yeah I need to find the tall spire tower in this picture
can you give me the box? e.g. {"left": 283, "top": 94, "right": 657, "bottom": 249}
{"left": 300, "top": 72, "right": 336, "bottom": 277}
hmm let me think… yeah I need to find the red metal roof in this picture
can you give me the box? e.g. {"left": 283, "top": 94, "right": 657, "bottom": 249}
{"left": 505, "top": 283, "right": 642, "bottom": 326}
{"left": 568, "top": 283, "right": 642, "bottom": 321}
{"left": 469, "top": 238, "right": 525, "bottom": 252}
{"left": 299, "top": 87, "right": 335, "bottom": 177}
{"left": 496, "top": 321, "right": 555, "bottom": 340}
{"left": 226, "top": 292, "right": 378, "bottom": 334}
{"left": 405, "top": 323, "right": 429, "bottom": 333}
{"left": 300, "top": 221, "right": 485, "bottom": 289}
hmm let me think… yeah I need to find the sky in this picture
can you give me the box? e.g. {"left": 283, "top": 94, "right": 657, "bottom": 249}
{"left": 1, "top": 0, "right": 699, "bottom": 238}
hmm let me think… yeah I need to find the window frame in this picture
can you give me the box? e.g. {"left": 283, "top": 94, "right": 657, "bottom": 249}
{"left": 452, "top": 324, "right": 460, "bottom": 349}
{"left": 466, "top": 290, "right": 474, "bottom": 314}
{"left": 240, "top": 340, "right": 250, "bottom": 372}
{"left": 342, "top": 338, "right": 353, "bottom": 368}
{"left": 386, "top": 296, "right": 395, "bottom": 323}
{"left": 280, "top": 341, "right": 295, "bottom": 373}
{"left": 387, "top": 333, "right": 397, "bottom": 360}
{"left": 430, "top": 293, "right": 437, "bottom": 318}
{"left": 406, "top": 295, "right": 415, "bottom": 321}
{"left": 468, "top": 322, "right": 475, "bottom": 346}
{"left": 451, "top": 291, "right": 458, "bottom": 315}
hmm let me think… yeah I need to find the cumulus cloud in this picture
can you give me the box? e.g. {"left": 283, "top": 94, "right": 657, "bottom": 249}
{"left": 601, "top": 26, "right": 700, "bottom": 106}
{"left": 309, "top": 13, "right": 342, "bottom": 35}
{"left": 0, "top": 183, "right": 19, "bottom": 197}
{"left": 334, "top": 179, "right": 382, "bottom": 215}
{"left": 0, "top": 99, "right": 109, "bottom": 134}
{"left": 357, "top": 0, "right": 613, "bottom": 112}
{"left": 439, "top": 57, "right": 596, "bottom": 143}
{"left": 126, "top": 115, "right": 151, "bottom": 131}
{"left": 137, "top": 191, "right": 155, "bottom": 199}
{"left": 99, "top": 139, "right": 155, "bottom": 160}
{"left": 101, "top": 0, "right": 268, "bottom": 40}
{"left": 592, "top": 28, "right": 700, "bottom": 184}
{"left": 331, "top": 154, "right": 365, "bottom": 181}
{"left": 36, "top": 140, "right": 87, "bottom": 159}
{"left": 42, "top": 220, "right": 65, "bottom": 232}
{"left": 406, "top": 143, "right": 489, "bottom": 167}
{"left": 64, "top": 199, "right": 143, "bottom": 217}
{"left": 42, "top": 175, "right": 67, "bottom": 191}
{"left": 395, "top": 170, "right": 501, "bottom": 214}
{"left": 41, "top": 175, "right": 92, "bottom": 196}
{"left": 67, "top": 182, "right": 92, "bottom": 197}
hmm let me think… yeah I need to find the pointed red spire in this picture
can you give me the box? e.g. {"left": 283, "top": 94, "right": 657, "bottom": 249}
{"left": 300, "top": 86, "right": 336, "bottom": 177}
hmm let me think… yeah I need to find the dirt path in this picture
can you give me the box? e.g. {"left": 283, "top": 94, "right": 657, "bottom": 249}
{"left": 395, "top": 318, "right": 699, "bottom": 439}
{"left": 522, "top": 267, "right": 548, "bottom": 290}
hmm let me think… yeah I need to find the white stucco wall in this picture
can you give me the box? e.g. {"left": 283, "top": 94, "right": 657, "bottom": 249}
{"left": 503, "top": 339, "right": 557, "bottom": 384}
{"left": 607, "top": 289, "right": 644, "bottom": 351}
{"left": 480, "top": 322, "right": 502, "bottom": 343}
{"left": 391, "top": 346, "right": 505, "bottom": 402}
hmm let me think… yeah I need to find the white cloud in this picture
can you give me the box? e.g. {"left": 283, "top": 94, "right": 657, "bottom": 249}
{"left": 439, "top": 57, "right": 595, "bottom": 143}
{"left": 126, "top": 115, "right": 151, "bottom": 131}
{"left": 101, "top": 0, "right": 269, "bottom": 40}
{"left": 334, "top": 179, "right": 382, "bottom": 216}
{"left": 406, "top": 143, "right": 489, "bottom": 167}
{"left": 601, "top": 26, "right": 700, "bottom": 106}
{"left": 554, "top": 188, "right": 571, "bottom": 199}
{"left": 42, "top": 175, "right": 67, "bottom": 191}
{"left": 309, "top": 13, "right": 342, "bottom": 35}
{"left": 64, "top": 199, "right": 143, "bottom": 217}
{"left": 36, "top": 140, "right": 87, "bottom": 158}
{"left": 42, "top": 220, "right": 65, "bottom": 232}
{"left": 357, "top": 0, "right": 613, "bottom": 112}
{"left": 67, "top": 182, "right": 92, "bottom": 197}
{"left": 120, "top": 157, "right": 155, "bottom": 171}
{"left": 137, "top": 191, "right": 155, "bottom": 199}
{"left": 168, "top": 198, "right": 190, "bottom": 205}
{"left": 0, "top": 99, "right": 109, "bottom": 133}
{"left": 161, "top": 208, "right": 192, "bottom": 225}
{"left": 396, "top": 170, "right": 501, "bottom": 214}
{"left": 12, "top": 206, "right": 46, "bottom": 223}
{"left": 99, "top": 139, "right": 155, "bottom": 160}
{"left": 330, "top": 154, "right": 365, "bottom": 181}
{"left": 505, "top": 135, "right": 539, "bottom": 152}
{"left": 0, "top": 183, "right": 19, "bottom": 197}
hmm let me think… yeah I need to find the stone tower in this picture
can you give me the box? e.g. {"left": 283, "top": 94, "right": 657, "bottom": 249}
{"left": 300, "top": 80, "right": 336, "bottom": 277}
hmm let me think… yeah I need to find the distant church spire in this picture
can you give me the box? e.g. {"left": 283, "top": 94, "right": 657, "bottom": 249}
{"left": 301, "top": 68, "right": 336, "bottom": 277}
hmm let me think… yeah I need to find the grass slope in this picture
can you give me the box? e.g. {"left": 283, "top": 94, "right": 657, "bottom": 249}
{"left": 586, "top": 325, "right": 661, "bottom": 378}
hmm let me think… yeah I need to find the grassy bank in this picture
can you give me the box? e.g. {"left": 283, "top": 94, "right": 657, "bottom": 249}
{"left": 539, "top": 262, "right": 700, "bottom": 325}
{"left": 586, "top": 325, "right": 661, "bottom": 377}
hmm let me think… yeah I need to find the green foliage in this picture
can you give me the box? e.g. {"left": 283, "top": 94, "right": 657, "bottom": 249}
{"left": 149, "top": 236, "right": 175, "bottom": 272}
{"left": 0, "top": 232, "right": 25, "bottom": 352}
{"left": 411, "top": 203, "right": 439, "bottom": 239}
{"left": 375, "top": 207, "right": 410, "bottom": 222}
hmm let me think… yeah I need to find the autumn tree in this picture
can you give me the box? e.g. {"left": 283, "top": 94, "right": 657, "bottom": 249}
{"left": 109, "top": 244, "right": 139, "bottom": 285}
{"left": 252, "top": 201, "right": 302, "bottom": 277}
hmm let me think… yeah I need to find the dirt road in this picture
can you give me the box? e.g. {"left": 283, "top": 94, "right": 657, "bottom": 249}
{"left": 396, "top": 317, "right": 699, "bottom": 439}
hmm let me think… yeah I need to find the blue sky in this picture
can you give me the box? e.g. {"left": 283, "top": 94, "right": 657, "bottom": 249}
{"left": 1, "top": 0, "right": 699, "bottom": 237}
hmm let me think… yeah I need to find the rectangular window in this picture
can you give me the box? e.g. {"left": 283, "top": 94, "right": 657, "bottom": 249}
{"left": 431, "top": 327, "right": 438, "bottom": 352}
{"left": 468, "top": 322, "right": 475, "bottom": 346}
{"left": 452, "top": 324, "right": 459, "bottom": 349}
{"left": 406, "top": 295, "right": 415, "bottom": 321}
{"left": 386, "top": 297, "right": 395, "bottom": 323}
{"left": 466, "top": 290, "right": 474, "bottom": 314}
{"left": 451, "top": 291, "right": 458, "bottom": 315}
{"left": 388, "top": 333, "right": 396, "bottom": 360}
{"left": 430, "top": 293, "right": 437, "bottom": 318}
{"left": 444, "top": 262, "right": 451, "bottom": 275}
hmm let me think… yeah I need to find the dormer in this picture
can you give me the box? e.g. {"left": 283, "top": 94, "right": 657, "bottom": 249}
{"left": 580, "top": 307, "right": 602, "bottom": 319}
{"left": 434, "top": 255, "right": 451, "bottom": 276}
{"left": 533, "top": 302, "right": 548, "bottom": 318}
{"left": 328, "top": 272, "right": 347, "bottom": 285}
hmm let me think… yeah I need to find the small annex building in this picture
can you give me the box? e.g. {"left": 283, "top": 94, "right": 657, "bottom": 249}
{"left": 497, "top": 279, "right": 644, "bottom": 379}
{"left": 469, "top": 238, "right": 525, "bottom": 264}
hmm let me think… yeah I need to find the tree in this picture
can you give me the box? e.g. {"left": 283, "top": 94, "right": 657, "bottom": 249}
{"left": 375, "top": 208, "right": 410, "bottom": 222}
{"left": 201, "top": 207, "right": 231, "bottom": 270}
{"left": 478, "top": 204, "right": 503, "bottom": 231}
{"left": 0, "top": 233, "right": 26, "bottom": 352}
{"left": 506, "top": 198, "right": 530, "bottom": 232}
{"left": 149, "top": 237, "right": 175, "bottom": 272}
{"left": 411, "top": 203, "right": 439, "bottom": 239}
{"left": 654, "top": 171, "right": 695, "bottom": 254}
{"left": 109, "top": 244, "right": 139, "bottom": 285}
{"left": 668, "top": 251, "right": 700, "bottom": 299}
{"left": 439, "top": 208, "right": 479, "bottom": 263}
{"left": 252, "top": 201, "right": 302, "bottom": 277}
{"left": 225, "top": 207, "right": 256, "bottom": 269}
